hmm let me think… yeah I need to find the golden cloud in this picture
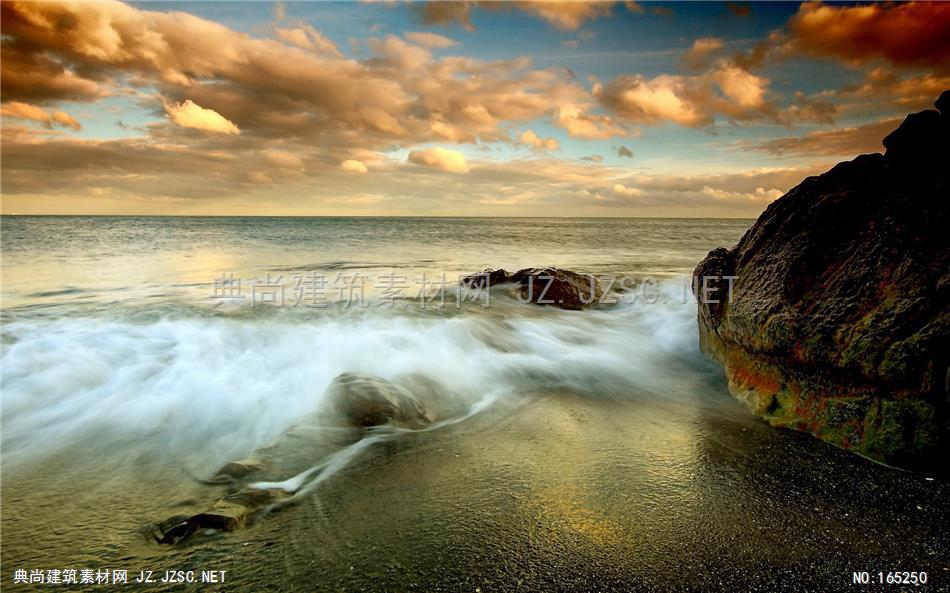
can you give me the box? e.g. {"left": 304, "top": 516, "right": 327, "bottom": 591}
{"left": 788, "top": 1, "right": 950, "bottom": 73}
{"left": 519, "top": 129, "right": 559, "bottom": 152}
{"left": 681, "top": 37, "right": 725, "bottom": 72}
{"left": 275, "top": 24, "right": 341, "bottom": 56}
{"left": 749, "top": 118, "right": 902, "bottom": 157}
{"left": 595, "top": 59, "right": 785, "bottom": 128}
{"left": 164, "top": 100, "right": 240, "bottom": 134}
{"left": 0, "top": 0, "right": 626, "bottom": 155}
{"left": 341, "top": 159, "right": 369, "bottom": 173}
{"left": 0, "top": 101, "right": 81, "bottom": 131}
{"left": 408, "top": 147, "right": 470, "bottom": 173}
{"left": 415, "top": 1, "right": 615, "bottom": 32}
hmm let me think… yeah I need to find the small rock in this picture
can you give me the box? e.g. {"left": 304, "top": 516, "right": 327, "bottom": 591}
{"left": 460, "top": 268, "right": 510, "bottom": 288}
{"left": 157, "top": 489, "right": 290, "bottom": 544}
{"left": 213, "top": 457, "right": 264, "bottom": 480}
{"left": 322, "top": 372, "right": 432, "bottom": 428}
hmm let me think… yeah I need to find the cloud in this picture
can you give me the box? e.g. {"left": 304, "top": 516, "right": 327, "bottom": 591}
{"left": 367, "top": 34, "right": 433, "bottom": 69}
{"left": 408, "top": 147, "right": 470, "bottom": 173}
{"left": 624, "top": 1, "right": 645, "bottom": 15}
{"left": 51, "top": 111, "right": 82, "bottom": 131}
{"left": 1, "top": 121, "right": 828, "bottom": 217}
{"left": 164, "top": 100, "right": 240, "bottom": 134}
{"left": 2, "top": 101, "right": 57, "bottom": 124}
{"left": 2, "top": 0, "right": 925, "bottom": 218}
{"left": 748, "top": 117, "right": 901, "bottom": 157}
{"left": 818, "top": 67, "right": 950, "bottom": 115}
{"left": 275, "top": 24, "right": 341, "bottom": 56}
{"left": 0, "top": 55, "right": 104, "bottom": 103}
{"left": 783, "top": 91, "right": 836, "bottom": 125}
{"left": 516, "top": 1, "right": 614, "bottom": 30}
{"left": 725, "top": 2, "right": 751, "bottom": 18}
{"left": 404, "top": 31, "right": 459, "bottom": 49}
{"left": 787, "top": 1, "right": 950, "bottom": 73}
{"left": 681, "top": 37, "right": 725, "bottom": 72}
{"left": 580, "top": 166, "right": 822, "bottom": 210}
{"left": 596, "top": 74, "right": 711, "bottom": 127}
{"left": 341, "top": 159, "right": 369, "bottom": 173}
{"left": 264, "top": 150, "right": 304, "bottom": 171}
{"left": 1, "top": 101, "right": 81, "bottom": 130}
{"left": 415, "top": 1, "right": 614, "bottom": 31}
{"left": 711, "top": 62, "right": 768, "bottom": 109}
{"left": 0, "top": 0, "right": 622, "bottom": 155}
{"left": 246, "top": 170, "right": 273, "bottom": 184}
{"left": 615, "top": 145, "right": 633, "bottom": 158}
{"left": 612, "top": 183, "right": 642, "bottom": 197}
{"left": 414, "top": 2, "right": 476, "bottom": 31}
{"left": 554, "top": 103, "right": 629, "bottom": 139}
{"left": 519, "top": 129, "right": 559, "bottom": 152}
{"left": 595, "top": 60, "right": 774, "bottom": 127}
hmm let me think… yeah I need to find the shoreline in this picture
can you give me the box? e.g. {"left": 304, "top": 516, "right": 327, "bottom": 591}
{"left": 4, "top": 389, "right": 947, "bottom": 592}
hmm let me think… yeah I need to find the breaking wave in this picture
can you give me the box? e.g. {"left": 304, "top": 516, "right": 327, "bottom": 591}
{"left": 1, "top": 281, "right": 705, "bottom": 474}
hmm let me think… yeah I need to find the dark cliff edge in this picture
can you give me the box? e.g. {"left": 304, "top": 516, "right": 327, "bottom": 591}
{"left": 694, "top": 91, "right": 950, "bottom": 474}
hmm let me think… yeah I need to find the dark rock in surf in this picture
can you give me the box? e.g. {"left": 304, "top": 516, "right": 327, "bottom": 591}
{"left": 322, "top": 372, "right": 432, "bottom": 428}
{"left": 510, "top": 267, "right": 605, "bottom": 310}
{"left": 460, "top": 268, "right": 511, "bottom": 288}
{"left": 461, "top": 267, "right": 604, "bottom": 310}
{"left": 157, "top": 489, "right": 291, "bottom": 544}
{"left": 693, "top": 91, "right": 950, "bottom": 473}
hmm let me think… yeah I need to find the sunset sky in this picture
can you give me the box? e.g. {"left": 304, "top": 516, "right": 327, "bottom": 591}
{"left": 1, "top": 1, "right": 948, "bottom": 217}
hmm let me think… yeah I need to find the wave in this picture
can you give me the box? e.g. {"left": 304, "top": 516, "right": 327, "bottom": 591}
{"left": 1, "top": 281, "right": 706, "bottom": 474}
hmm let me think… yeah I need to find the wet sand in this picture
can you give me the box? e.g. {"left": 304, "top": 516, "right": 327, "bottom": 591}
{"left": 3, "top": 369, "right": 948, "bottom": 592}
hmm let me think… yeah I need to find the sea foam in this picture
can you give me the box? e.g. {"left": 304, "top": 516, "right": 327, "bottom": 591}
{"left": 1, "top": 282, "right": 704, "bottom": 473}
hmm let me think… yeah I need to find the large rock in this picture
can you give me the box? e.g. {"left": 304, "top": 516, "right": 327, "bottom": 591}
{"left": 322, "top": 372, "right": 432, "bottom": 428}
{"left": 694, "top": 91, "right": 950, "bottom": 473}
{"left": 461, "top": 267, "right": 605, "bottom": 310}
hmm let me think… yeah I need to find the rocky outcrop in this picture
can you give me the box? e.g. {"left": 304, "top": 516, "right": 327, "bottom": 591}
{"left": 461, "top": 267, "right": 605, "bottom": 310}
{"left": 694, "top": 91, "right": 950, "bottom": 473}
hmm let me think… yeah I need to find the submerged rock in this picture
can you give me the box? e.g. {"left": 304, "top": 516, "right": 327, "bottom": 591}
{"left": 694, "top": 91, "right": 950, "bottom": 473}
{"left": 157, "top": 489, "right": 291, "bottom": 544}
{"left": 212, "top": 456, "right": 265, "bottom": 481}
{"left": 156, "top": 372, "right": 443, "bottom": 543}
{"left": 322, "top": 372, "right": 432, "bottom": 428}
{"left": 461, "top": 267, "right": 604, "bottom": 310}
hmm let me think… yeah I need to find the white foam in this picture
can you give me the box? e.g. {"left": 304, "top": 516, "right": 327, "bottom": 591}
{"left": 1, "top": 281, "right": 702, "bottom": 472}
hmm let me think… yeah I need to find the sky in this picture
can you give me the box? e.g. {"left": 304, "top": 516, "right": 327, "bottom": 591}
{"left": 1, "top": 1, "right": 948, "bottom": 217}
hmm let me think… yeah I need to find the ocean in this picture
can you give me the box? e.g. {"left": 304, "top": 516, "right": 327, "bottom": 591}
{"left": 0, "top": 216, "right": 747, "bottom": 468}
{"left": 1, "top": 216, "right": 946, "bottom": 591}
